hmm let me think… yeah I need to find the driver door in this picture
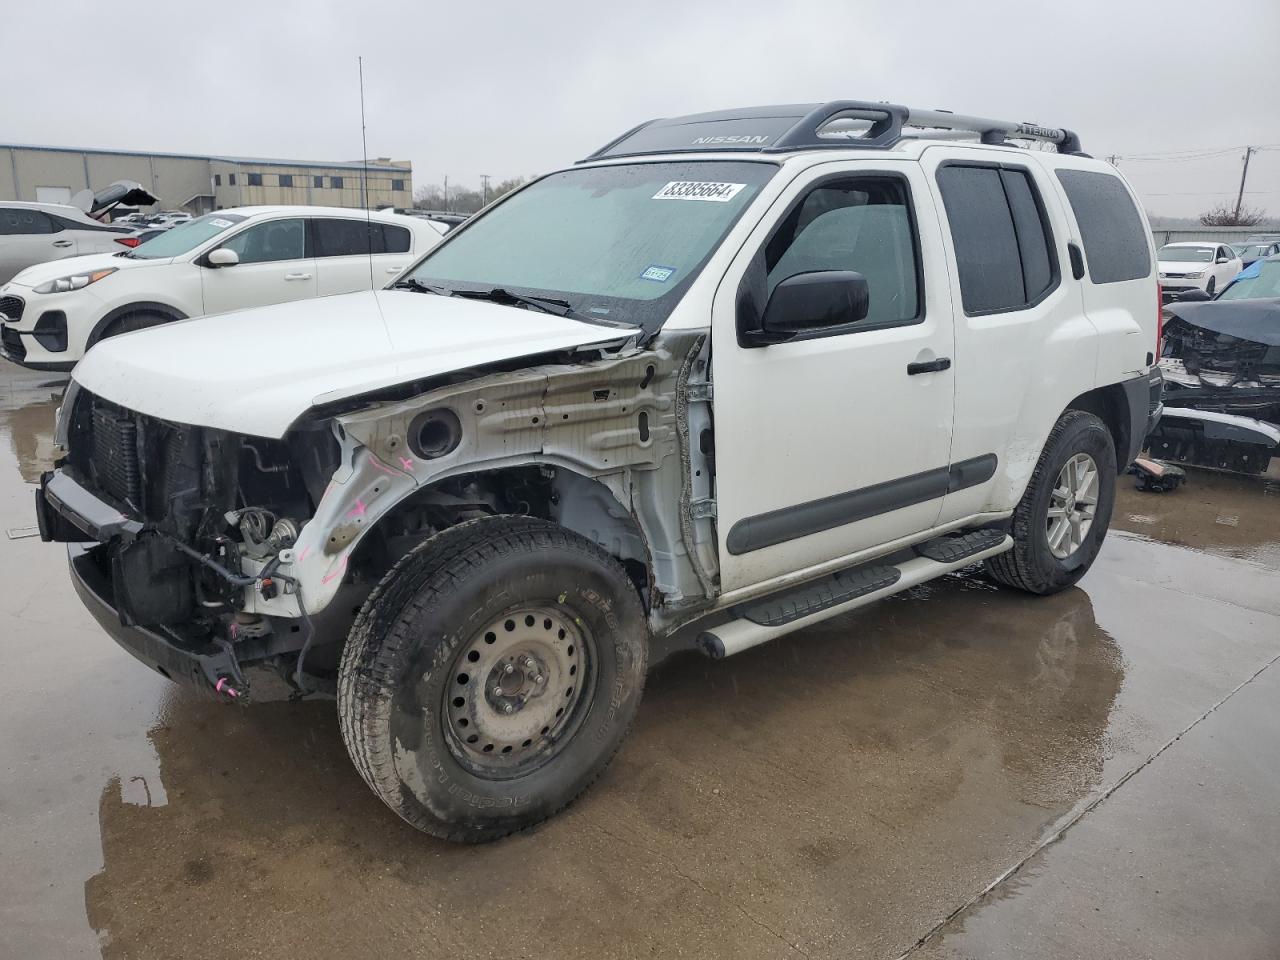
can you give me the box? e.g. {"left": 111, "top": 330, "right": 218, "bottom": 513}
{"left": 200, "top": 217, "right": 316, "bottom": 315}
{"left": 711, "top": 160, "right": 956, "bottom": 593}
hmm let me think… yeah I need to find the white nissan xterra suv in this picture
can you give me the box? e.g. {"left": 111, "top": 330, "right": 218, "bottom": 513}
{"left": 36, "top": 101, "right": 1164, "bottom": 842}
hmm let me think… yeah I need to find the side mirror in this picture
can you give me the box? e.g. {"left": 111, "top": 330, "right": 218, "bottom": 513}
{"left": 1175, "top": 288, "right": 1212, "bottom": 302}
{"left": 751, "top": 271, "right": 870, "bottom": 345}
{"left": 1216, "top": 257, "right": 1229, "bottom": 264}
{"left": 206, "top": 247, "right": 240, "bottom": 267}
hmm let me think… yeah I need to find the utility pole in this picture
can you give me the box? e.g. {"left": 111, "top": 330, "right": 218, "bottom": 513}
{"left": 480, "top": 174, "right": 491, "bottom": 207}
{"left": 443, "top": 174, "right": 449, "bottom": 212}
{"left": 1233, "top": 146, "right": 1256, "bottom": 222}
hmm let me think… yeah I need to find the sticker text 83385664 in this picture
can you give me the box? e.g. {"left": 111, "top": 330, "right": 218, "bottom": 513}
{"left": 652, "top": 181, "right": 747, "bottom": 203}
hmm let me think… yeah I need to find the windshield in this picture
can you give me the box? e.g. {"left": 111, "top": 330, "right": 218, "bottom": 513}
{"left": 1218, "top": 259, "right": 1280, "bottom": 300}
{"left": 128, "top": 213, "right": 247, "bottom": 259}
{"left": 404, "top": 161, "right": 776, "bottom": 331}
{"left": 1158, "top": 246, "right": 1213, "bottom": 263}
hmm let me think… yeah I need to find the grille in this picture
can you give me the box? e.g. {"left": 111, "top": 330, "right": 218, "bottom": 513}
{"left": 1, "top": 325, "right": 24, "bottom": 361}
{"left": 90, "top": 401, "right": 142, "bottom": 507}
{"left": 0, "top": 295, "right": 23, "bottom": 322}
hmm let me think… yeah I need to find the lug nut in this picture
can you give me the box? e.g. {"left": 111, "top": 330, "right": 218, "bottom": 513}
{"left": 493, "top": 686, "right": 504, "bottom": 697}
{"left": 503, "top": 703, "right": 514, "bottom": 714}
{"left": 532, "top": 674, "right": 544, "bottom": 685}
{"left": 523, "top": 657, "right": 536, "bottom": 669}
{"left": 504, "top": 663, "right": 515, "bottom": 675}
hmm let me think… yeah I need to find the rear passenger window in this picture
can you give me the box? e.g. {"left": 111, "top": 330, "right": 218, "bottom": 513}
{"left": 763, "top": 176, "right": 920, "bottom": 326}
{"left": 937, "top": 164, "right": 1058, "bottom": 315}
{"left": 384, "top": 224, "right": 411, "bottom": 254}
{"left": 0, "top": 208, "right": 56, "bottom": 235}
{"left": 314, "top": 218, "right": 386, "bottom": 257}
{"left": 1054, "top": 169, "right": 1150, "bottom": 284}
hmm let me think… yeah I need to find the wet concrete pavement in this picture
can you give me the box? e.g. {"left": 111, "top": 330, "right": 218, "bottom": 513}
{"left": 2, "top": 357, "right": 1278, "bottom": 959}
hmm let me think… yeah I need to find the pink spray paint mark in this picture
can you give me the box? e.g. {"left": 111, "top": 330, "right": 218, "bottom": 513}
{"left": 347, "top": 499, "right": 368, "bottom": 518}
{"left": 369, "top": 456, "right": 400, "bottom": 477}
{"left": 398, "top": 456, "right": 414, "bottom": 470}
{"left": 215, "top": 678, "right": 239, "bottom": 698}
{"left": 320, "top": 555, "right": 348, "bottom": 585}
{"left": 295, "top": 545, "right": 310, "bottom": 564}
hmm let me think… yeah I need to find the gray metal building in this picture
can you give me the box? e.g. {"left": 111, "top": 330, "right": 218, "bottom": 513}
{"left": 0, "top": 143, "right": 413, "bottom": 214}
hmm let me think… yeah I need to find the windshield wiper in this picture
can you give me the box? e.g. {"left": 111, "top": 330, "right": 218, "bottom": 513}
{"left": 451, "top": 287, "right": 580, "bottom": 319}
{"left": 391, "top": 277, "right": 452, "bottom": 295}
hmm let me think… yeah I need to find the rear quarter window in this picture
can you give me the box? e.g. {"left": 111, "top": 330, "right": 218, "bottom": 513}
{"left": 1055, "top": 169, "right": 1151, "bottom": 283}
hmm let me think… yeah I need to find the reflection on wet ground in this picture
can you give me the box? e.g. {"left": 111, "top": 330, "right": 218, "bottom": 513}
{"left": 1113, "top": 463, "right": 1280, "bottom": 571}
{"left": 1, "top": 357, "right": 1278, "bottom": 959}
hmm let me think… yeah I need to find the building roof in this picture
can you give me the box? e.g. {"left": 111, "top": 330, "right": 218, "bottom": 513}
{"left": 0, "top": 141, "right": 409, "bottom": 173}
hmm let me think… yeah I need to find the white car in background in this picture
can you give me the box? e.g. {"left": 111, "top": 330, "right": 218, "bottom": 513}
{"left": 0, "top": 202, "right": 138, "bottom": 285}
{"left": 0, "top": 206, "right": 446, "bottom": 370}
{"left": 1157, "top": 241, "right": 1242, "bottom": 299}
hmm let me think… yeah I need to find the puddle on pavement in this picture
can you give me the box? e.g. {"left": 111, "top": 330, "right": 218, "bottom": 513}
{"left": 0, "top": 369, "right": 65, "bottom": 485}
{"left": 1112, "top": 465, "right": 1280, "bottom": 571}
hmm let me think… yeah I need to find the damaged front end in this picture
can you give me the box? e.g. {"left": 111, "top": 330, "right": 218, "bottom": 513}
{"left": 1153, "top": 298, "right": 1280, "bottom": 473}
{"left": 39, "top": 383, "right": 341, "bottom": 697}
{"left": 39, "top": 333, "right": 720, "bottom": 699}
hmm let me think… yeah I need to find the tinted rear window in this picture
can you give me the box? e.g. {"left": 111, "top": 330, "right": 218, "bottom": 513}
{"left": 1055, "top": 169, "right": 1150, "bottom": 283}
{"left": 937, "top": 165, "right": 1059, "bottom": 314}
{"left": 384, "top": 224, "right": 411, "bottom": 253}
{"left": 314, "top": 218, "right": 386, "bottom": 257}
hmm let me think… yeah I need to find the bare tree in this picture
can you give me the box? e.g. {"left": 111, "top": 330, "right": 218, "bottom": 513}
{"left": 1199, "top": 203, "right": 1266, "bottom": 227}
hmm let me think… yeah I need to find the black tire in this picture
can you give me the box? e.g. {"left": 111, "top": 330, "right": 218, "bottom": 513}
{"left": 96, "top": 310, "right": 171, "bottom": 344}
{"left": 1205, "top": 277, "right": 1216, "bottom": 296}
{"left": 338, "top": 515, "right": 648, "bottom": 842}
{"left": 985, "top": 410, "right": 1117, "bottom": 595}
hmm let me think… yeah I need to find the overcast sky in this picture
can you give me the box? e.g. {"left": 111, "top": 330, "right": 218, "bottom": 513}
{"left": 6, "top": 0, "right": 1279, "bottom": 218}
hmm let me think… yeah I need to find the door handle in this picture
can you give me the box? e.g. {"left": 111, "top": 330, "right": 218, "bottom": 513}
{"left": 284, "top": 272, "right": 313, "bottom": 281}
{"left": 907, "top": 357, "right": 952, "bottom": 375}
{"left": 385, "top": 267, "right": 401, "bottom": 275}
{"left": 1067, "top": 242, "right": 1086, "bottom": 280}
{"left": 52, "top": 239, "right": 74, "bottom": 248}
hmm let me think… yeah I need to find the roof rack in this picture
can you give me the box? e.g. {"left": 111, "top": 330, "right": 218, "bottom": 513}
{"left": 580, "top": 101, "right": 1083, "bottom": 162}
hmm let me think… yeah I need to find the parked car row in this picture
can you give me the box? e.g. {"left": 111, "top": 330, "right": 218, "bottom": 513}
{"left": 1158, "top": 234, "right": 1280, "bottom": 301}
{"left": 0, "top": 206, "right": 445, "bottom": 369}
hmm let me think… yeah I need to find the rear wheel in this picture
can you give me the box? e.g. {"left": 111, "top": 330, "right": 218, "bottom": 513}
{"left": 338, "top": 516, "right": 648, "bottom": 842}
{"left": 1206, "top": 277, "right": 1216, "bottom": 296}
{"left": 986, "top": 410, "right": 1117, "bottom": 595}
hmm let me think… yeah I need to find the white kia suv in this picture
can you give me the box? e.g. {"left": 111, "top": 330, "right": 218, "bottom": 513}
{"left": 0, "top": 206, "right": 445, "bottom": 370}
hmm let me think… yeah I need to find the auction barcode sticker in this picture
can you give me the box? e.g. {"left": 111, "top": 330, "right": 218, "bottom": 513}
{"left": 652, "top": 181, "right": 747, "bottom": 202}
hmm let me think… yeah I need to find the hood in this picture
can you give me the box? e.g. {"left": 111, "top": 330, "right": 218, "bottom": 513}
{"left": 1166, "top": 298, "right": 1280, "bottom": 347}
{"left": 1157, "top": 259, "right": 1212, "bottom": 274}
{"left": 72, "top": 290, "right": 632, "bottom": 437}
{"left": 70, "top": 180, "right": 159, "bottom": 215}
{"left": 7, "top": 251, "right": 169, "bottom": 288}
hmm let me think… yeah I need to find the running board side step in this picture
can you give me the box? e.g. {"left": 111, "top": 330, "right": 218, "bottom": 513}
{"left": 698, "top": 534, "right": 1012, "bottom": 660}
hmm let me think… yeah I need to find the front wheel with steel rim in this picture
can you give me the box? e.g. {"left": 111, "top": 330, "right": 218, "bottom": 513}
{"left": 338, "top": 516, "right": 648, "bottom": 842}
{"left": 986, "top": 410, "right": 1117, "bottom": 595}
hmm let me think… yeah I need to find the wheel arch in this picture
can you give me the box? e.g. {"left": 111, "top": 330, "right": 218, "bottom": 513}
{"left": 86, "top": 301, "right": 187, "bottom": 349}
{"left": 1066, "top": 383, "right": 1130, "bottom": 475}
{"left": 349, "top": 463, "right": 655, "bottom": 608}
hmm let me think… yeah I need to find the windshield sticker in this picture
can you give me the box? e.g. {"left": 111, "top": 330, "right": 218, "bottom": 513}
{"left": 640, "top": 265, "right": 676, "bottom": 283}
{"left": 209, "top": 218, "right": 234, "bottom": 228}
{"left": 652, "top": 181, "right": 747, "bottom": 203}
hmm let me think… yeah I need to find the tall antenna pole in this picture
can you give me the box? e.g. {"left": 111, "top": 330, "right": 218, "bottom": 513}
{"left": 480, "top": 174, "right": 491, "bottom": 206}
{"left": 1233, "top": 146, "right": 1256, "bottom": 223}
{"left": 358, "top": 56, "right": 374, "bottom": 286}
